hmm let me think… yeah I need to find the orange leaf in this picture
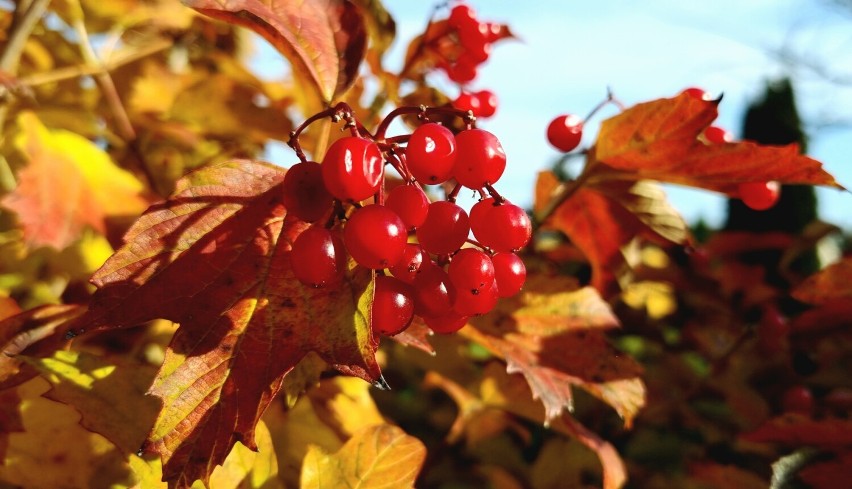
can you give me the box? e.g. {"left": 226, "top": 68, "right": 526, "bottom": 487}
{"left": 792, "top": 257, "right": 852, "bottom": 306}
{"left": 595, "top": 94, "right": 840, "bottom": 193}
{"left": 463, "top": 274, "right": 645, "bottom": 426}
{"left": 186, "top": 0, "right": 367, "bottom": 103}
{"left": 1, "top": 113, "right": 148, "bottom": 249}
{"left": 75, "top": 160, "right": 381, "bottom": 487}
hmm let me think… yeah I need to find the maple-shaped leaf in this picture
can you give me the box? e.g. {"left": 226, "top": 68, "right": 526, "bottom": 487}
{"left": 300, "top": 423, "right": 426, "bottom": 489}
{"left": 462, "top": 273, "right": 645, "bottom": 426}
{"left": 185, "top": 0, "right": 367, "bottom": 104}
{"left": 0, "top": 304, "right": 83, "bottom": 390}
{"left": 1, "top": 112, "right": 149, "bottom": 249}
{"left": 792, "top": 256, "right": 852, "bottom": 306}
{"left": 594, "top": 93, "right": 841, "bottom": 194}
{"left": 75, "top": 160, "right": 381, "bottom": 487}
{"left": 535, "top": 170, "right": 688, "bottom": 295}
{"left": 742, "top": 414, "right": 852, "bottom": 447}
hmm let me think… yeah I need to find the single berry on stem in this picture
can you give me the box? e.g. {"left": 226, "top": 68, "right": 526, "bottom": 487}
{"left": 492, "top": 252, "right": 526, "bottom": 297}
{"left": 321, "top": 136, "right": 384, "bottom": 202}
{"left": 290, "top": 226, "right": 347, "bottom": 288}
{"left": 448, "top": 248, "right": 495, "bottom": 295}
{"left": 416, "top": 201, "right": 471, "bottom": 255}
{"left": 344, "top": 205, "right": 407, "bottom": 269}
{"left": 282, "top": 161, "right": 333, "bottom": 223}
{"left": 476, "top": 90, "right": 498, "bottom": 118}
{"left": 739, "top": 181, "right": 781, "bottom": 211}
{"left": 372, "top": 275, "right": 415, "bottom": 336}
{"left": 406, "top": 123, "right": 457, "bottom": 185}
{"left": 453, "top": 128, "right": 507, "bottom": 189}
{"left": 547, "top": 114, "right": 583, "bottom": 152}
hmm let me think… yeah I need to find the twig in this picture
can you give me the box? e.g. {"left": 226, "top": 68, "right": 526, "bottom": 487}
{"left": 0, "top": 0, "right": 52, "bottom": 128}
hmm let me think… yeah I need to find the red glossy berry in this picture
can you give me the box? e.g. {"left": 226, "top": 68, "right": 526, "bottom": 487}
{"left": 487, "top": 202, "right": 532, "bottom": 252}
{"left": 459, "top": 22, "right": 490, "bottom": 58}
{"left": 547, "top": 114, "right": 583, "bottom": 152}
{"left": 448, "top": 3, "right": 476, "bottom": 29}
{"left": 385, "top": 184, "right": 429, "bottom": 231}
{"left": 703, "top": 126, "right": 732, "bottom": 144}
{"left": 453, "top": 279, "right": 498, "bottom": 316}
{"left": 416, "top": 201, "right": 470, "bottom": 255}
{"left": 389, "top": 243, "right": 427, "bottom": 283}
{"left": 448, "top": 248, "right": 495, "bottom": 295}
{"left": 492, "top": 252, "right": 526, "bottom": 297}
{"left": 406, "top": 123, "right": 457, "bottom": 184}
{"left": 739, "top": 181, "right": 780, "bottom": 211}
{"left": 412, "top": 263, "right": 456, "bottom": 318}
{"left": 683, "top": 87, "right": 707, "bottom": 99}
{"left": 424, "top": 310, "right": 469, "bottom": 334}
{"left": 372, "top": 275, "right": 415, "bottom": 336}
{"left": 782, "top": 385, "right": 814, "bottom": 416}
{"left": 470, "top": 197, "right": 496, "bottom": 245}
{"left": 344, "top": 205, "right": 407, "bottom": 269}
{"left": 290, "top": 226, "right": 346, "bottom": 288}
{"left": 453, "top": 129, "right": 506, "bottom": 189}
{"left": 476, "top": 90, "right": 498, "bottom": 118}
{"left": 446, "top": 56, "right": 478, "bottom": 84}
{"left": 321, "top": 136, "right": 384, "bottom": 202}
{"left": 484, "top": 22, "right": 502, "bottom": 42}
{"left": 453, "top": 92, "right": 481, "bottom": 116}
{"left": 282, "top": 161, "right": 333, "bottom": 223}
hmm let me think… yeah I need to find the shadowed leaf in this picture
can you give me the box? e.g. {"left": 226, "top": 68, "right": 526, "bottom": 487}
{"left": 742, "top": 414, "right": 852, "bottom": 447}
{"left": 76, "top": 160, "right": 381, "bottom": 487}
{"left": 300, "top": 423, "right": 426, "bottom": 489}
{"left": 792, "top": 257, "right": 852, "bottom": 306}
{"left": 1, "top": 112, "right": 148, "bottom": 249}
{"left": 185, "top": 0, "right": 367, "bottom": 103}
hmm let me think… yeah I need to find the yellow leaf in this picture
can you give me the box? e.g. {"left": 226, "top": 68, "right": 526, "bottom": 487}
{"left": 300, "top": 424, "right": 426, "bottom": 489}
{"left": 192, "top": 421, "right": 283, "bottom": 489}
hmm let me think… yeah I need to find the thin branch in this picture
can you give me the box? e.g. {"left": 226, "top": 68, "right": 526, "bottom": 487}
{"left": 0, "top": 0, "right": 51, "bottom": 73}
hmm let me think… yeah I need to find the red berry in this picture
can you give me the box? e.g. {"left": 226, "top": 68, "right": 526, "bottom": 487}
{"left": 470, "top": 197, "right": 496, "bottom": 245}
{"left": 703, "top": 126, "right": 732, "bottom": 144}
{"left": 282, "top": 161, "right": 333, "bottom": 223}
{"left": 321, "top": 136, "right": 384, "bottom": 202}
{"left": 484, "top": 22, "right": 503, "bottom": 43}
{"left": 782, "top": 385, "right": 814, "bottom": 416}
{"left": 406, "top": 123, "right": 457, "bottom": 185}
{"left": 464, "top": 36, "right": 492, "bottom": 63}
{"left": 453, "top": 129, "right": 507, "bottom": 189}
{"left": 424, "top": 310, "right": 469, "bottom": 334}
{"left": 448, "top": 4, "right": 476, "bottom": 29}
{"left": 389, "top": 243, "right": 427, "bottom": 283}
{"left": 487, "top": 202, "right": 532, "bottom": 252}
{"left": 453, "top": 92, "right": 481, "bottom": 116}
{"left": 492, "top": 252, "right": 525, "bottom": 297}
{"left": 290, "top": 226, "right": 347, "bottom": 288}
{"left": 344, "top": 205, "right": 407, "bottom": 269}
{"left": 385, "top": 184, "right": 429, "bottom": 231}
{"left": 372, "top": 275, "right": 415, "bottom": 336}
{"left": 446, "top": 55, "right": 478, "bottom": 84}
{"left": 547, "top": 114, "right": 583, "bottom": 152}
{"left": 458, "top": 22, "right": 490, "bottom": 58}
{"left": 412, "top": 263, "right": 456, "bottom": 317}
{"left": 739, "top": 181, "right": 780, "bottom": 211}
{"left": 448, "top": 248, "right": 495, "bottom": 295}
{"left": 682, "top": 87, "right": 709, "bottom": 100}
{"left": 476, "top": 90, "right": 498, "bottom": 118}
{"left": 416, "top": 201, "right": 470, "bottom": 255}
{"left": 453, "top": 279, "right": 498, "bottom": 316}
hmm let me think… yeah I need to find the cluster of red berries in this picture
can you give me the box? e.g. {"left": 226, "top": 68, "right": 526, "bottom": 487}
{"left": 440, "top": 3, "right": 503, "bottom": 85}
{"left": 685, "top": 87, "right": 781, "bottom": 211}
{"left": 283, "top": 104, "right": 530, "bottom": 337}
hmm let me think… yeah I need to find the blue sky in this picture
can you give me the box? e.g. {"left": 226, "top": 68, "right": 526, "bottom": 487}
{"left": 261, "top": 0, "right": 852, "bottom": 228}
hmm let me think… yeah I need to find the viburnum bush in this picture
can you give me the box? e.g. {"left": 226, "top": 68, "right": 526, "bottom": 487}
{"left": 0, "top": 1, "right": 850, "bottom": 488}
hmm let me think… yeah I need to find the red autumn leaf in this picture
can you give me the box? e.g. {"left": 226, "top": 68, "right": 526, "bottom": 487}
{"left": 742, "top": 414, "right": 852, "bottom": 448}
{"left": 594, "top": 93, "right": 841, "bottom": 194}
{"left": 462, "top": 274, "right": 645, "bottom": 427}
{"left": 798, "top": 451, "right": 852, "bottom": 489}
{"left": 75, "top": 160, "right": 381, "bottom": 487}
{"left": 186, "top": 0, "right": 367, "bottom": 103}
{"left": 0, "top": 304, "right": 83, "bottom": 390}
{"left": 536, "top": 171, "right": 688, "bottom": 296}
{"left": 792, "top": 256, "right": 852, "bottom": 306}
{"left": 388, "top": 318, "right": 435, "bottom": 356}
